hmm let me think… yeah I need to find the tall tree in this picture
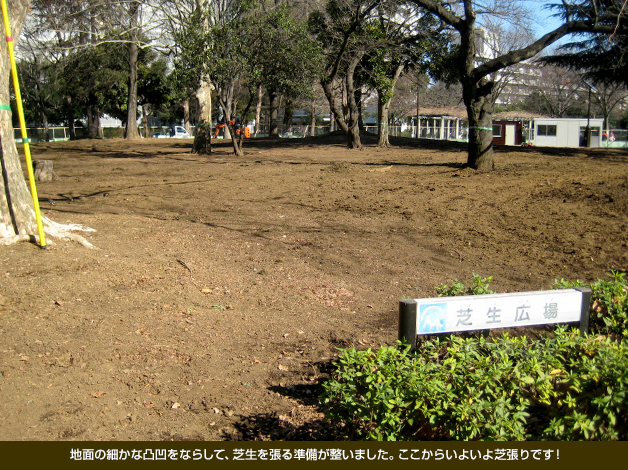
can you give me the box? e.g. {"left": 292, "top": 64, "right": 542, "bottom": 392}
{"left": 172, "top": 0, "right": 252, "bottom": 154}
{"left": 25, "top": 1, "right": 174, "bottom": 140}
{"left": 523, "top": 65, "right": 586, "bottom": 117}
{"left": 541, "top": 1, "right": 628, "bottom": 132}
{"left": 310, "top": 0, "right": 438, "bottom": 149}
{"left": 309, "top": 0, "right": 382, "bottom": 149}
{"left": 408, "top": 0, "right": 627, "bottom": 169}
{"left": 590, "top": 80, "right": 628, "bottom": 131}
{"left": 542, "top": 0, "right": 628, "bottom": 88}
{"left": 171, "top": 8, "right": 213, "bottom": 154}
{"left": 251, "top": 4, "right": 323, "bottom": 138}
{"left": 369, "top": 52, "right": 405, "bottom": 147}
{"left": 24, "top": 1, "right": 121, "bottom": 138}
{"left": 125, "top": 1, "right": 141, "bottom": 139}
{"left": 1, "top": 0, "right": 33, "bottom": 243}
{"left": 1, "top": 0, "right": 92, "bottom": 246}
{"left": 362, "top": 4, "right": 443, "bottom": 147}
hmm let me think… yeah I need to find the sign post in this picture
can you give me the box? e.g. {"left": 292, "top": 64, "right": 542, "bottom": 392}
{"left": 399, "top": 287, "right": 592, "bottom": 351}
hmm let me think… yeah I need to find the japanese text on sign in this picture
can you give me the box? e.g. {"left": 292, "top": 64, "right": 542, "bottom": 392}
{"left": 415, "top": 289, "right": 583, "bottom": 335}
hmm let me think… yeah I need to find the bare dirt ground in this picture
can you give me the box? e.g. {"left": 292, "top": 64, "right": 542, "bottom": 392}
{"left": 1, "top": 134, "right": 627, "bottom": 441}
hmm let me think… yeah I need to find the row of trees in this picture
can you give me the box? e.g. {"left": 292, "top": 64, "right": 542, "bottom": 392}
{"left": 18, "top": 1, "right": 196, "bottom": 140}
{"left": 1, "top": 0, "right": 627, "bottom": 245}
{"left": 10, "top": 1, "right": 628, "bottom": 162}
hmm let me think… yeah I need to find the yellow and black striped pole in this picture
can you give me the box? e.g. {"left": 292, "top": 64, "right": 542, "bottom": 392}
{"left": 1, "top": 0, "right": 46, "bottom": 248}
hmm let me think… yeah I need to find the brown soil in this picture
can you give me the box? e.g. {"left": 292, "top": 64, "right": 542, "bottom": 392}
{"left": 1, "top": 134, "right": 627, "bottom": 441}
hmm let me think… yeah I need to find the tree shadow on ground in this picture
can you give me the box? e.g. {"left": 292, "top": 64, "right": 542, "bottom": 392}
{"left": 222, "top": 360, "right": 351, "bottom": 441}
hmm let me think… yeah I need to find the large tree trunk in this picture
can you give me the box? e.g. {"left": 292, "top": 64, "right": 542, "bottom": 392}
{"left": 323, "top": 80, "right": 361, "bottom": 148}
{"left": 126, "top": 41, "right": 139, "bottom": 139}
{"left": 1, "top": 0, "right": 37, "bottom": 240}
{"left": 182, "top": 99, "right": 191, "bottom": 134}
{"left": 457, "top": 5, "right": 494, "bottom": 171}
{"left": 125, "top": 1, "right": 140, "bottom": 140}
{"left": 254, "top": 85, "right": 263, "bottom": 137}
{"left": 321, "top": 51, "right": 364, "bottom": 149}
{"left": 463, "top": 77, "right": 495, "bottom": 170}
{"left": 377, "top": 63, "right": 404, "bottom": 148}
{"left": 283, "top": 98, "right": 294, "bottom": 126}
{"left": 377, "top": 92, "right": 390, "bottom": 147}
{"left": 192, "top": 81, "right": 212, "bottom": 155}
{"left": 1, "top": 0, "right": 94, "bottom": 247}
{"left": 87, "top": 104, "right": 102, "bottom": 139}
{"left": 268, "top": 89, "right": 280, "bottom": 138}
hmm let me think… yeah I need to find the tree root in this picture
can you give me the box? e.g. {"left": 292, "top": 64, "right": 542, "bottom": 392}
{"left": 44, "top": 218, "right": 96, "bottom": 248}
{"left": 0, "top": 217, "right": 96, "bottom": 248}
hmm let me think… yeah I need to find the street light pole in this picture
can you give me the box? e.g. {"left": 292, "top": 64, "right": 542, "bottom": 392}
{"left": 584, "top": 80, "right": 599, "bottom": 148}
{"left": 586, "top": 86, "right": 592, "bottom": 148}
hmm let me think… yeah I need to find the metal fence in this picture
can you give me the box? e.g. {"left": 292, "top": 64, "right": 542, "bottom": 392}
{"left": 601, "top": 129, "right": 628, "bottom": 148}
{"left": 14, "top": 126, "right": 125, "bottom": 142}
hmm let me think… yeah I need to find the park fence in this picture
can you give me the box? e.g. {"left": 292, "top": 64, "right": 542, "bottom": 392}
{"left": 14, "top": 125, "right": 628, "bottom": 148}
{"left": 601, "top": 129, "right": 628, "bottom": 148}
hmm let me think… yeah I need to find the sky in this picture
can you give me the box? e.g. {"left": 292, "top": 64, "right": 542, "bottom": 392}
{"left": 524, "top": 1, "right": 566, "bottom": 37}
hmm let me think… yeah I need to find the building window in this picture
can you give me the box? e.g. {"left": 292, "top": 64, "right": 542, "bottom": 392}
{"left": 538, "top": 124, "right": 557, "bottom": 136}
{"left": 493, "top": 124, "right": 502, "bottom": 137}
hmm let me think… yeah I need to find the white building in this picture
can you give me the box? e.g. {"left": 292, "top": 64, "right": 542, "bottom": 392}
{"left": 533, "top": 118, "right": 604, "bottom": 148}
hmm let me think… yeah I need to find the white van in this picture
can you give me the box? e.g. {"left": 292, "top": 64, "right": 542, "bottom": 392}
{"left": 154, "top": 126, "right": 192, "bottom": 139}
{"left": 170, "top": 126, "right": 192, "bottom": 138}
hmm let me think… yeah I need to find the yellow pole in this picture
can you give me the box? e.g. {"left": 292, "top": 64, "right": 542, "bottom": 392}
{"left": 1, "top": 0, "right": 46, "bottom": 248}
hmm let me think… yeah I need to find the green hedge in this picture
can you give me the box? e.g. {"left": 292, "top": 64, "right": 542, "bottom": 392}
{"left": 321, "top": 273, "right": 628, "bottom": 440}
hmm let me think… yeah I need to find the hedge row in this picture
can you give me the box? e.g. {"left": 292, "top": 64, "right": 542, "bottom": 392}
{"left": 321, "top": 273, "right": 628, "bottom": 440}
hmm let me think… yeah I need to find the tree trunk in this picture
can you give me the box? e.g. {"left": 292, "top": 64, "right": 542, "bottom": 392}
{"left": 66, "top": 94, "right": 76, "bottom": 140}
{"left": 321, "top": 51, "right": 364, "bottom": 149}
{"left": 126, "top": 40, "right": 139, "bottom": 139}
{"left": 1, "top": 0, "right": 40, "bottom": 241}
{"left": 142, "top": 105, "right": 150, "bottom": 138}
{"left": 283, "top": 98, "right": 294, "bottom": 126}
{"left": 222, "top": 85, "right": 255, "bottom": 157}
{"left": 268, "top": 89, "right": 280, "bottom": 137}
{"left": 125, "top": 1, "right": 140, "bottom": 140}
{"left": 322, "top": 80, "right": 361, "bottom": 148}
{"left": 377, "top": 91, "right": 390, "bottom": 147}
{"left": 33, "top": 160, "right": 57, "bottom": 182}
{"left": 217, "top": 80, "right": 236, "bottom": 140}
{"left": 182, "top": 99, "right": 191, "bottom": 134}
{"left": 377, "top": 63, "right": 404, "bottom": 148}
{"left": 356, "top": 88, "right": 365, "bottom": 133}
{"left": 416, "top": 85, "right": 420, "bottom": 138}
{"left": 227, "top": 123, "right": 244, "bottom": 157}
{"left": 463, "top": 77, "right": 495, "bottom": 170}
{"left": 310, "top": 103, "right": 316, "bottom": 137}
{"left": 87, "top": 104, "right": 101, "bottom": 139}
{"left": 254, "top": 85, "right": 263, "bottom": 137}
{"left": 192, "top": 81, "right": 212, "bottom": 155}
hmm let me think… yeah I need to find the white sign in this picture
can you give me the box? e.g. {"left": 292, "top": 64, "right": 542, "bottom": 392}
{"left": 414, "top": 289, "right": 584, "bottom": 335}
